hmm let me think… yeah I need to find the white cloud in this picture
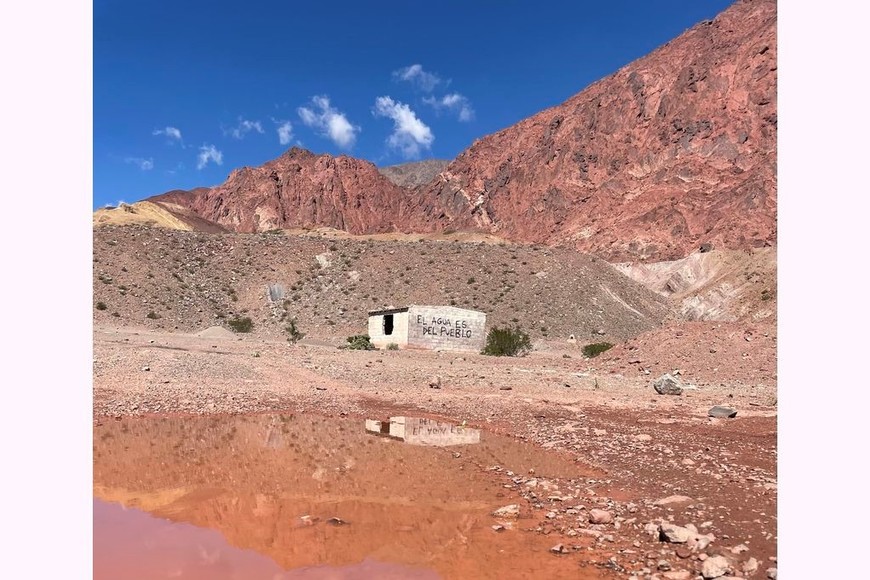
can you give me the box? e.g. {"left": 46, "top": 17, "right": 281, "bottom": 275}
{"left": 372, "top": 96, "right": 434, "bottom": 159}
{"left": 152, "top": 126, "right": 183, "bottom": 144}
{"left": 124, "top": 157, "right": 154, "bottom": 171}
{"left": 225, "top": 117, "right": 264, "bottom": 140}
{"left": 273, "top": 119, "right": 294, "bottom": 145}
{"left": 423, "top": 93, "right": 475, "bottom": 122}
{"left": 297, "top": 96, "right": 360, "bottom": 149}
{"left": 392, "top": 64, "right": 443, "bottom": 92}
{"left": 196, "top": 144, "right": 223, "bottom": 170}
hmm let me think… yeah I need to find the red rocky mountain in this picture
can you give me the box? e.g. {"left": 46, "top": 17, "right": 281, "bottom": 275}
{"left": 422, "top": 0, "right": 776, "bottom": 261}
{"left": 140, "top": 0, "right": 775, "bottom": 262}
{"left": 150, "top": 148, "right": 440, "bottom": 235}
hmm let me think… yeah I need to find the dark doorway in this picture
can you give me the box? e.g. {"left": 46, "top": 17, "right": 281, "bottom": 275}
{"left": 383, "top": 314, "right": 394, "bottom": 336}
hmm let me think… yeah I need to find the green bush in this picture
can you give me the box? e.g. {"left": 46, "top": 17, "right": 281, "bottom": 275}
{"left": 345, "top": 335, "right": 374, "bottom": 350}
{"left": 582, "top": 342, "right": 614, "bottom": 358}
{"left": 227, "top": 316, "right": 254, "bottom": 333}
{"left": 386, "top": 343, "right": 399, "bottom": 351}
{"left": 95, "top": 302, "right": 107, "bottom": 311}
{"left": 285, "top": 319, "right": 305, "bottom": 343}
{"left": 482, "top": 326, "right": 532, "bottom": 357}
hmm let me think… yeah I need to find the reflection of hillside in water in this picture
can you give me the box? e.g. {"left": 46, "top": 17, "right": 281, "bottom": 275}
{"left": 95, "top": 498, "right": 439, "bottom": 579}
{"left": 93, "top": 414, "right": 603, "bottom": 579}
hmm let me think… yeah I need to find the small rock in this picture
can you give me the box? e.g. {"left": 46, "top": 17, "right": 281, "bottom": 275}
{"left": 701, "top": 555, "right": 730, "bottom": 579}
{"left": 654, "top": 495, "right": 694, "bottom": 506}
{"left": 662, "top": 571, "right": 692, "bottom": 580}
{"left": 429, "top": 375, "right": 442, "bottom": 389}
{"left": 708, "top": 406, "right": 738, "bottom": 418}
{"left": 658, "top": 560, "right": 672, "bottom": 571}
{"left": 675, "top": 546, "right": 693, "bottom": 559}
{"left": 743, "top": 557, "right": 759, "bottom": 575}
{"left": 634, "top": 434, "right": 653, "bottom": 442}
{"left": 141, "top": 366, "right": 150, "bottom": 372}
{"left": 593, "top": 428, "right": 607, "bottom": 436}
{"left": 653, "top": 373, "right": 683, "bottom": 395}
{"left": 315, "top": 387, "right": 327, "bottom": 391}
{"left": 659, "top": 523, "right": 693, "bottom": 543}
{"left": 681, "top": 458, "right": 696, "bottom": 466}
{"left": 499, "top": 386, "right": 512, "bottom": 391}
{"left": 491, "top": 524, "right": 506, "bottom": 532}
{"left": 589, "top": 509, "right": 613, "bottom": 524}
{"left": 730, "top": 543, "right": 749, "bottom": 554}
{"left": 492, "top": 504, "right": 520, "bottom": 519}
{"left": 766, "top": 567, "right": 777, "bottom": 579}
{"left": 325, "top": 517, "right": 347, "bottom": 526}
{"left": 550, "top": 543, "right": 569, "bottom": 554}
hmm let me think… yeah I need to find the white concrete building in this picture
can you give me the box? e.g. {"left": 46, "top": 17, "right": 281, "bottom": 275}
{"left": 367, "top": 305, "right": 487, "bottom": 353}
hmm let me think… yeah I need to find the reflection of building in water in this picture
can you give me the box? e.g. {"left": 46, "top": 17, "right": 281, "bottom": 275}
{"left": 365, "top": 416, "right": 481, "bottom": 446}
{"left": 367, "top": 305, "right": 486, "bottom": 352}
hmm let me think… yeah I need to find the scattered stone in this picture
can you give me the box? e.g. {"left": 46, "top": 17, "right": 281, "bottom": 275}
{"left": 429, "top": 375, "right": 442, "bottom": 389}
{"left": 657, "top": 560, "right": 672, "bottom": 571}
{"left": 709, "top": 406, "right": 738, "bottom": 418}
{"left": 701, "top": 555, "right": 730, "bottom": 579}
{"left": 743, "top": 557, "right": 759, "bottom": 575}
{"left": 659, "top": 523, "right": 693, "bottom": 543}
{"left": 730, "top": 543, "right": 749, "bottom": 554}
{"left": 691, "top": 532, "right": 716, "bottom": 551}
{"left": 654, "top": 495, "right": 694, "bottom": 506}
{"left": 325, "top": 517, "right": 347, "bottom": 526}
{"left": 491, "top": 524, "right": 506, "bottom": 532}
{"left": 492, "top": 504, "right": 520, "bottom": 519}
{"left": 550, "top": 543, "right": 569, "bottom": 554}
{"left": 589, "top": 509, "right": 613, "bottom": 524}
{"left": 653, "top": 374, "right": 683, "bottom": 395}
{"left": 766, "top": 567, "right": 777, "bottom": 579}
{"left": 141, "top": 366, "right": 150, "bottom": 372}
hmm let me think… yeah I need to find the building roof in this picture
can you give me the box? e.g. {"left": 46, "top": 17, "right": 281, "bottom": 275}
{"left": 367, "top": 305, "right": 486, "bottom": 317}
{"left": 367, "top": 306, "right": 410, "bottom": 316}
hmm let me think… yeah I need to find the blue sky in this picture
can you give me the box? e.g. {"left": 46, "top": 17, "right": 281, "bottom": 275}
{"left": 94, "top": 0, "right": 734, "bottom": 208}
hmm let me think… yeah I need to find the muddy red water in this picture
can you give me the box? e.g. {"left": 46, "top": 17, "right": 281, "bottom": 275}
{"left": 93, "top": 413, "right": 612, "bottom": 579}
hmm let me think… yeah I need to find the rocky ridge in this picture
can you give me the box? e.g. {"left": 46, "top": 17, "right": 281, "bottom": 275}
{"left": 422, "top": 0, "right": 776, "bottom": 261}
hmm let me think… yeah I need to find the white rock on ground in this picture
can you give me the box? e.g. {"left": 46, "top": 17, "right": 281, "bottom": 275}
{"left": 701, "top": 555, "right": 730, "bottom": 579}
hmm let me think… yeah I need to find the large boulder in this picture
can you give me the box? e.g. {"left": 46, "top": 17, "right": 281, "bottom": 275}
{"left": 653, "top": 373, "right": 684, "bottom": 395}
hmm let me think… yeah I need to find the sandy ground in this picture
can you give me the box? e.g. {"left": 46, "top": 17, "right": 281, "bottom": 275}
{"left": 94, "top": 325, "right": 777, "bottom": 579}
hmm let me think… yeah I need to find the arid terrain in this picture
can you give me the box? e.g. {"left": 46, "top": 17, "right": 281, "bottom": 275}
{"left": 93, "top": 224, "right": 776, "bottom": 579}
{"left": 92, "top": 1, "right": 777, "bottom": 577}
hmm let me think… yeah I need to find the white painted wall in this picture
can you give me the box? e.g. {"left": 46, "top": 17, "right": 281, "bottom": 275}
{"left": 368, "top": 310, "right": 410, "bottom": 349}
{"left": 406, "top": 306, "right": 487, "bottom": 353}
